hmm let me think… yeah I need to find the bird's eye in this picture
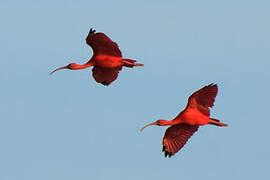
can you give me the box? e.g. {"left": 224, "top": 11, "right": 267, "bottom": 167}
{"left": 69, "top": 63, "right": 75, "bottom": 68}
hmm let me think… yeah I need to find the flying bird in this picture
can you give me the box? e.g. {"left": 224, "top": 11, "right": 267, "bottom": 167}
{"left": 140, "top": 83, "right": 228, "bottom": 158}
{"left": 50, "top": 28, "right": 143, "bottom": 86}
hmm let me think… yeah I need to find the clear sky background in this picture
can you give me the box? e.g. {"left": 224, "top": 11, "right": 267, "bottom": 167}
{"left": 1, "top": 0, "right": 270, "bottom": 179}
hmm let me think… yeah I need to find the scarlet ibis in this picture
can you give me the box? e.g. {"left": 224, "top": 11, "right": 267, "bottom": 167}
{"left": 140, "top": 83, "right": 228, "bottom": 158}
{"left": 50, "top": 28, "right": 143, "bottom": 86}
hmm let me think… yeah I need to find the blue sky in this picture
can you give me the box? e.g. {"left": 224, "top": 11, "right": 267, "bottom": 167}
{"left": 1, "top": 0, "right": 270, "bottom": 179}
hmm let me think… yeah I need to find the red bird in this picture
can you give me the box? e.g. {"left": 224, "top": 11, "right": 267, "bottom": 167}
{"left": 50, "top": 28, "right": 143, "bottom": 86}
{"left": 140, "top": 84, "right": 228, "bottom": 157}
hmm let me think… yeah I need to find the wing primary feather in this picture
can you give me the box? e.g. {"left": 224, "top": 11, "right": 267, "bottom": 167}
{"left": 162, "top": 124, "right": 199, "bottom": 157}
{"left": 86, "top": 29, "right": 122, "bottom": 57}
{"left": 185, "top": 83, "right": 218, "bottom": 116}
{"left": 162, "top": 146, "right": 166, "bottom": 152}
{"left": 165, "top": 151, "right": 169, "bottom": 158}
{"left": 89, "top": 28, "right": 96, "bottom": 34}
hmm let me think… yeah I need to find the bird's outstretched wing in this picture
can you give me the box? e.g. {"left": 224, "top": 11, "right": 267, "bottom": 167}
{"left": 92, "top": 65, "right": 122, "bottom": 86}
{"left": 162, "top": 124, "right": 199, "bottom": 157}
{"left": 86, "top": 28, "right": 122, "bottom": 57}
{"left": 185, "top": 83, "right": 218, "bottom": 116}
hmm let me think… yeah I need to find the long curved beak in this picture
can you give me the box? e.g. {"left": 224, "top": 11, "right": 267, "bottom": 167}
{"left": 140, "top": 122, "right": 158, "bottom": 132}
{"left": 50, "top": 65, "right": 69, "bottom": 75}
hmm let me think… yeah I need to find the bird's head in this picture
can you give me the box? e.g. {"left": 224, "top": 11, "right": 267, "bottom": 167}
{"left": 67, "top": 63, "right": 80, "bottom": 69}
{"left": 140, "top": 119, "right": 169, "bottom": 131}
{"left": 50, "top": 63, "right": 87, "bottom": 75}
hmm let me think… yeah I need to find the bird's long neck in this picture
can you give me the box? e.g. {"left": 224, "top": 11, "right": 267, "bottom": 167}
{"left": 71, "top": 61, "right": 94, "bottom": 70}
{"left": 159, "top": 119, "right": 178, "bottom": 126}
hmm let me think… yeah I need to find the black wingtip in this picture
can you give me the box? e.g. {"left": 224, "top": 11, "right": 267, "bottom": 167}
{"left": 163, "top": 146, "right": 173, "bottom": 158}
{"left": 101, "top": 81, "right": 110, "bottom": 86}
{"left": 204, "top": 83, "right": 217, "bottom": 89}
{"left": 164, "top": 151, "right": 173, "bottom": 158}
{"left": 162, "top": 146, "right": 166, "bottom": 152}
{"left": 164, "top": 151, "right": 168, "bottom": 158}
{"left": 89, "top": 28, "right": 96, "bottom": 34}
{"left": 208, "top": 83, "right": 217, "bottom": 87}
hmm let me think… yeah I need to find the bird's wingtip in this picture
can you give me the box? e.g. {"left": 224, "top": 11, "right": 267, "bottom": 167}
{"left": 89, "top": 28, "right": 96, "bottom": 34}
{"left": 208, "top": 82, "right": 217, "bottom": 86}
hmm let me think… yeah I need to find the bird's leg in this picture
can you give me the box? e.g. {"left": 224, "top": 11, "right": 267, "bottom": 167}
{"left": 209, "top": 119, "right": 228, "bottom": 126}
{"left": 121, "top": 59, "right": 144, "bottom": 67}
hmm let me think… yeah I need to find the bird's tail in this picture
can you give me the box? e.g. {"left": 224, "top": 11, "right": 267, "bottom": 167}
{"left": 210, "top": 118, "right": 228, "bottom": 127}
{"left": 122, "top": 59, "right": 144, "bottom": 68}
